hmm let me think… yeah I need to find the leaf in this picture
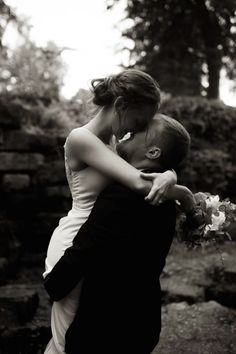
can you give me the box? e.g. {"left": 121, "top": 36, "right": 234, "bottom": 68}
{"left": 225, "top": 232, "right": 232, "bottom": 241}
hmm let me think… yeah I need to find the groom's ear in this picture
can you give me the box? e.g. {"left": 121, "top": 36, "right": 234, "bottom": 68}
{"left": 145, "top": 146, "right": 161, "bottom": 160}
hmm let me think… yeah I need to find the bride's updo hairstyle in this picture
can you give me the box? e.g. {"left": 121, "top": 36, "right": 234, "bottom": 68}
{"left": 91, "top": 69, "right": 160, "bottom": 108}
{"left": 90, "top": 69, "right": 161, "bottom": 131}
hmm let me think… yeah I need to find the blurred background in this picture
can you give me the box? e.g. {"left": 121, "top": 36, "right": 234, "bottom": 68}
{"left": 0, "top": 1, "right": 236, "bottom": 353}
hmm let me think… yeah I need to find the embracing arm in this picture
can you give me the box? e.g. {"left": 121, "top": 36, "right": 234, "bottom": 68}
{"left": 44, "top": 186, "right": 132, "bottom": 301}
{"left": 165, "top": 185, "right": 196, "bottom": 213}
{"left": 44, "top": 242, "right": 91, "bottom": 301}
{"left": 67, "top": 128, "right": 176, "bottom": 201}
{"left": 44, "top": 220, "right": 110, "bottom": 301}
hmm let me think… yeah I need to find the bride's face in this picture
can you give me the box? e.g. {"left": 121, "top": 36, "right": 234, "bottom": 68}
{"left": 112, "top": 103, "right": 157, "bottom": 140}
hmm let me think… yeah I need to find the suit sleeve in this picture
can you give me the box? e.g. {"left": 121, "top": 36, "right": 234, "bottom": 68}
{"left": 44, "top": 237, "right": 93, "bottom": 301}
{"left": 44, "top": 188, "right": 121, "bottom": 301}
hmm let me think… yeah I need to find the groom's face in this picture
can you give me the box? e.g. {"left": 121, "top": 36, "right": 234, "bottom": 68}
{"left": 116, "top": 130, "right": 147, "bottom": 164}
{"left": 116, "top": 118, "right": 165, "bottom": 169}
{"left": 116, "top": 126, "right": 162, "bottom": 168}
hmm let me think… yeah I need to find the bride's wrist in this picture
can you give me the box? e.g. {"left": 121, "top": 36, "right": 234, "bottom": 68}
{"left": 136, "top": 178, "right": 152, "bottom": 195}
{"left": 164, "top": 169, "right": 177, "bottom": 185}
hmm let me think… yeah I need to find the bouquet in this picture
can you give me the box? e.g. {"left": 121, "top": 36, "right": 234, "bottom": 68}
{"left": 177, "top": 192, "right": 236, "bottom": 249}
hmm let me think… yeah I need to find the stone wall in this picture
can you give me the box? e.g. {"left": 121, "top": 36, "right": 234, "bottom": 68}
{"left": 0, "top": 103, "right": 70, "bottom": 352}
{"left": 0, "top": 111, "right": 71, "bottom": 257}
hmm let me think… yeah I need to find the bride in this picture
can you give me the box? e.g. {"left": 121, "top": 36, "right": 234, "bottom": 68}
{"left": 43, "top": 69, "right": 177, "bottom": 353}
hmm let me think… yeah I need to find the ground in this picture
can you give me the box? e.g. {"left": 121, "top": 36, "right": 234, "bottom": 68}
{"left": 0, "top": 240, "right": 236, "bottom": 353}
{"left": 153, "top": 240, "right": 236, "bottom": 353}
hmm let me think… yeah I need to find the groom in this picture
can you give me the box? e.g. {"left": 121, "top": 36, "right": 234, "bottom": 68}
{"left": 44, "top": 114, "right": 191, "bottom": 354}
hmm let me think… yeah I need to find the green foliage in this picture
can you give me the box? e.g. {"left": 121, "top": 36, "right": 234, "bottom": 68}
{"left": 0, "top": 0, "right": 28, "bottom": 59}
{"left": 36, "top": 89, "right": 95, "bottom": 134}
{"left": 1, "top": 40, "right": 66, "bottom": 101}
{"left": 0, "top": 0, "right": 19, "bottom": 50}
{"left": 38, "top": 97, "right": 88, "bottom": 134}
{"left": 108, "top": 0, "right": 236, "bottom": 98}
{"left": 0, "top": 91, "right": 89, "bottom": 136}
{"left": 0, "top": 1, "right": 67, "bottom": 102}
{"left": 0, "top": 0, "right": 88, "bottom": 131}
{"left": 160, "top": 96, "right": 236, "bottom": 199}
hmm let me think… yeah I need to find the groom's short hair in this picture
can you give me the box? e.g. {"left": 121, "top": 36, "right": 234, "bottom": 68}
{"left": 146, "top": 114, "right": 190, "bottom": 170}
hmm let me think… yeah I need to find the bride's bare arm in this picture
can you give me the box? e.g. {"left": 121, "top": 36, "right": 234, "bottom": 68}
{"left": 164, "top": 185, "right": 196, "bottom": 213}
{"left": 140, "top": 172, "right": 197, "bottom": 212}
{"left": 67, "top": 128, "right": 176, "bottom": 200}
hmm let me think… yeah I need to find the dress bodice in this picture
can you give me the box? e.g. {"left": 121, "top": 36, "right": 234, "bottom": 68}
{"left": 64, "top": 128, "right": 112, "bottom": 214}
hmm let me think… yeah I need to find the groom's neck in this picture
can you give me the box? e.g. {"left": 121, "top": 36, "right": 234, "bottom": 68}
{"left": 130, "top": 161, "right": 164, "bottom": 173}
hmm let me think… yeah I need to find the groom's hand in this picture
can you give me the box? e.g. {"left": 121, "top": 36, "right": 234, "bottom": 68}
{"left": 141, "top": 170, "right": 176, "bottom": 206}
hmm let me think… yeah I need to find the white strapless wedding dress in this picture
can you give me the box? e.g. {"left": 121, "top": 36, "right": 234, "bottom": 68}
{"left": 43, "top": 127, "right": 111, "bottom": 354}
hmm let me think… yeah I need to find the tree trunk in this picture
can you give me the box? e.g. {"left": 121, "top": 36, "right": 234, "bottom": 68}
{"left": 196, "top": 0, "right": 222, "bottom": 99}
{"left": 206, "top": 48, "right": 221, "bottom": 99}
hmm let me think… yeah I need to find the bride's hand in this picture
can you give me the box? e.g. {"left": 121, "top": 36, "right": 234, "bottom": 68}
{"left": 140, "top": 170, "right": 177, "bottom": 206}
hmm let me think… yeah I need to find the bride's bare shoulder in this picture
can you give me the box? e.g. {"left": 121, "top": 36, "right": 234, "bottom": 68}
{"left": 68, "top": 126, "right": 90, "bottom": 141}
{"left": 66, "top": 126, "right": 100, "bottom": 150}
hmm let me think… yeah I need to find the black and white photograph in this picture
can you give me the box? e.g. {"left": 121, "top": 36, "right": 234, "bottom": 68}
{"left": 0, "top": 0, "right": 236, "bottom": 353}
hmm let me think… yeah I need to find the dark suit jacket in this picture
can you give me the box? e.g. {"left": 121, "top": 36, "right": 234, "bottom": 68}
{"left": 44, "top": 184, "right": 176, "bottom": 354}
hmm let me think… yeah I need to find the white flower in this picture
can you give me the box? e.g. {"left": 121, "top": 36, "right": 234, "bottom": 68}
{"left": 212, "top": 211, "right": 226, "bottom": 228}
{"left": 205, "top": 211, "right": 226, "bottom": 232}
{"left": 205, "top": 195, "right": 220, "bottom": 209}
